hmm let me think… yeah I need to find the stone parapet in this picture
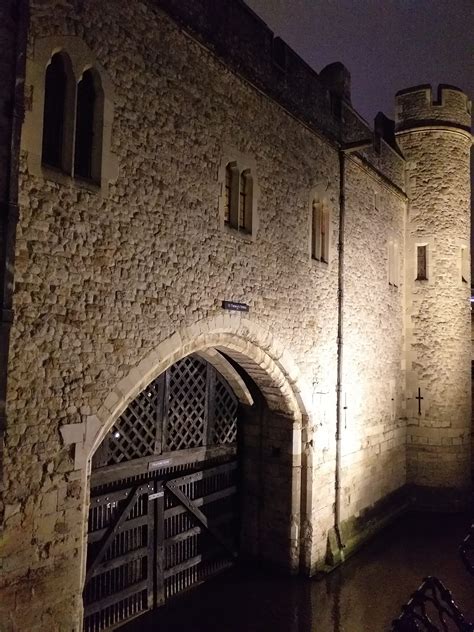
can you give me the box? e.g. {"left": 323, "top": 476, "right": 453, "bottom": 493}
{"left": 395, "top": 84, "right": 472, "bottom": 133}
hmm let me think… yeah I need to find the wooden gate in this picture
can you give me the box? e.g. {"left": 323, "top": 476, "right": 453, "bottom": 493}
{"left": 83, "top": 354, "right": 240, "bottom": 631}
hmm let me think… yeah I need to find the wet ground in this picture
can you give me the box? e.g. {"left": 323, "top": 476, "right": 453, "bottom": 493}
{"left": 121, "top": 512, "right": 474, "bottom": 632}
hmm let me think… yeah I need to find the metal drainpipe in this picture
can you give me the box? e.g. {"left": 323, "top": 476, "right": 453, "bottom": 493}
{"left": 0, "top": 0, "right": 28, "bottom": 486}
{"left": 334, "top": 148, "right": 346, "bottom": 557}
{"left": 335, "top": 138, "right": 373, "bottom": 559}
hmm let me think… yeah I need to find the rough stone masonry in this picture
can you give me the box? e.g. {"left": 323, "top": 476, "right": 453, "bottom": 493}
{"left": 0, "top": 0, "right": 471, "bottom": 630}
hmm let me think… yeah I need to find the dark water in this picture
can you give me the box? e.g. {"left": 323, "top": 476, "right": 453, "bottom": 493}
{"left": 121, "top": 512, "right": 474, "bottom": 632}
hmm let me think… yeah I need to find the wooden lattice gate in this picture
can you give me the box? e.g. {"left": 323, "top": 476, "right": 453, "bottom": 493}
{"left": 84, "top": 355, "right": 240, "bottom": 631}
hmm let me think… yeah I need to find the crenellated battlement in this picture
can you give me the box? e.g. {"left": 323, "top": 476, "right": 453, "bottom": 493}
{"left": 395, "top": 84, "right": 471, "bottom": 133}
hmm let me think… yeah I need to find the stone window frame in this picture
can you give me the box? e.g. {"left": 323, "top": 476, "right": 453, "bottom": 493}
{"left": 411, "top": 236, "right": 433, "bottom": 285}
{"left": 308, "top": 184, "right": 333, "bottom": 269}
{"left": 415, "top": 242, "right": 430, "bottom": 282}
{"left": 22, "top": 35, "right": 118, "bottom": 197}
{"left": 218, "top": 147, "right": 259, "bottom": 242}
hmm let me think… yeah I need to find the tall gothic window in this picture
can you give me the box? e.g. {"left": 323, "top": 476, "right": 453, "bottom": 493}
{"left": 42, "top": 53, "right": 68, "bottom": 169}
{"left": 74, "top": 70, "right": 103, "bottom": 182}
{"left": 74, "top": 70, "right": 95, "bottom": 179}
{"left": 41, "top": 53, "right": 103, "bottom": 183}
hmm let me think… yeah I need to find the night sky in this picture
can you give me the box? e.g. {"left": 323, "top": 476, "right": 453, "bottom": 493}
{"left": 246, "top": 0, "right": 473, "bottom": 125}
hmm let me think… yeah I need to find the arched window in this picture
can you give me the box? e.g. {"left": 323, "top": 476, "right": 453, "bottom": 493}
{"left": 42, "top": 53, "right": 68, "bottom": 169}
{"left": 74, "top": 69, "right": 103, "bottom": 181}
{"left": 27, "top": 37, "right": 114, "bottom": 191}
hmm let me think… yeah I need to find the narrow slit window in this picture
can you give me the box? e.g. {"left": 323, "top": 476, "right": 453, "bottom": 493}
{"left": 239, "top": 170, "right": 253, "bottom": 233}
{"left": 416, "top": 245, "right": 427, "bottom": 280}
{"left": 389, "top": 240, "right": 399, "bottom": 287}
{"left": 461, "top": 247, "right": 468, "bottom": 283}
{"left": 239, "top": 171, "right": 247, "bottom": 230}
{"left": 224, "top": 164, "right": 232, "bottom": 224}
{"left": 42, "top": 53, "right": 67, "bottom": 169}
{"left": 311, "top": 201, "right": 329, "bottom": 263}
{"left": 224, "top": 162, "right": 239, "bottom": 229}
{"left": 394, "top": 242, "right": 399, "bottom": 287}
{"left": 320, "top": 209, "right": 328, "bottom": 263}
{"left": 311, "top": 200, "right": 320, "bottom": 260}
{"left": 74, "top": 70, "right": 99, "bottom": 180}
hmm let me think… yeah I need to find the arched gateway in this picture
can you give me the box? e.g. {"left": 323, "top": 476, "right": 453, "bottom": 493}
{"left": 83, "top": 340, "right": 308, "bottom": 631}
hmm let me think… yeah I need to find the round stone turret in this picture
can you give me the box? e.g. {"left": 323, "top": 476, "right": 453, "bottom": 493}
{"left": 395, "top": 84, "right": 472, "bottom": 510}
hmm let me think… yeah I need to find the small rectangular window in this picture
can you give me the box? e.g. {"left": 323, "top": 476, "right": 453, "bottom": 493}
{"left": 416, "top": 245, "right": 427, "bottom": 280}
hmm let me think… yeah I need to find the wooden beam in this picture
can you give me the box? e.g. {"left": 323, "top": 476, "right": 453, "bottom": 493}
{"left": 165, "top": 480, "right": 237, "bottom": 559}
{"left": 85, "top": 485, "right": 142, "bottom": 583}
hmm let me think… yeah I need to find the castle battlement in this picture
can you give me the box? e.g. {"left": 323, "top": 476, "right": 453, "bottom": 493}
{"left": 395, "top": 84, "right": 471, "bottom": 132}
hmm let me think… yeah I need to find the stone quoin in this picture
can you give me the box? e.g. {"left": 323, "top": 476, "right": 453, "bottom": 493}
{"left": 0, "top": 1, "right": 471, "bottom": 630}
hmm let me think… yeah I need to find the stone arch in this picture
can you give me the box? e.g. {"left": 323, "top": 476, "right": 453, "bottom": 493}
{"left": 68, "top": 313, "right": 313, "bottom": 610}
{"left": 87, "top": 313, "right": 310, "bottom": 459}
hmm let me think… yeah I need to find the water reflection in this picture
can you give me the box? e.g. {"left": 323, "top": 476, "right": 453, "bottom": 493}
{"left": 121, "top": 513, "right": 474, "bottom": 632}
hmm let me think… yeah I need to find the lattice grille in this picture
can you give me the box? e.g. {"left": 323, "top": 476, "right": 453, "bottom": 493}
{"left": 107, "top": 379, "right": 161, "bottom": 464}
{"left": 166, "top": 356, "right": 207, "bottom": 451}
{"left": 213, "top": 378, "right": 238, "bottom": 445}
{"left": 92, "top": 353, "right": 240, "bottom": 469}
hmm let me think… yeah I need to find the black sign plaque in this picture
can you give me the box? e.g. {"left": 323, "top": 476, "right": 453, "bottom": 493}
{"left": 222, "top": 300, "right": 249, "bottom": 312}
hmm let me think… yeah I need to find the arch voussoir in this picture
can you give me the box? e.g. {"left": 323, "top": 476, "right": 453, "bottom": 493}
{"left": 84, "top": 315, "right": 311, "bottom": 464}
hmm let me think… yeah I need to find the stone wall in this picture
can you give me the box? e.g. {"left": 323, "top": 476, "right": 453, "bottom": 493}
{"left": 340, "top": 156, "right": 407, "bottom": 523}
{"left": 1, "top": 0, "right": 469, "bottom": 630}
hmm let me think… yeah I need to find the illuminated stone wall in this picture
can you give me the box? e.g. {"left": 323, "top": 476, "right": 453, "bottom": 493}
{"left": 0, "top": 1, "right": 469, "bottom": 630}
{"left": 339, "top": 156, "right": 407, "bottom": 530}
{"left": 396, "top": 86, "right": 472, "bottom": 509}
